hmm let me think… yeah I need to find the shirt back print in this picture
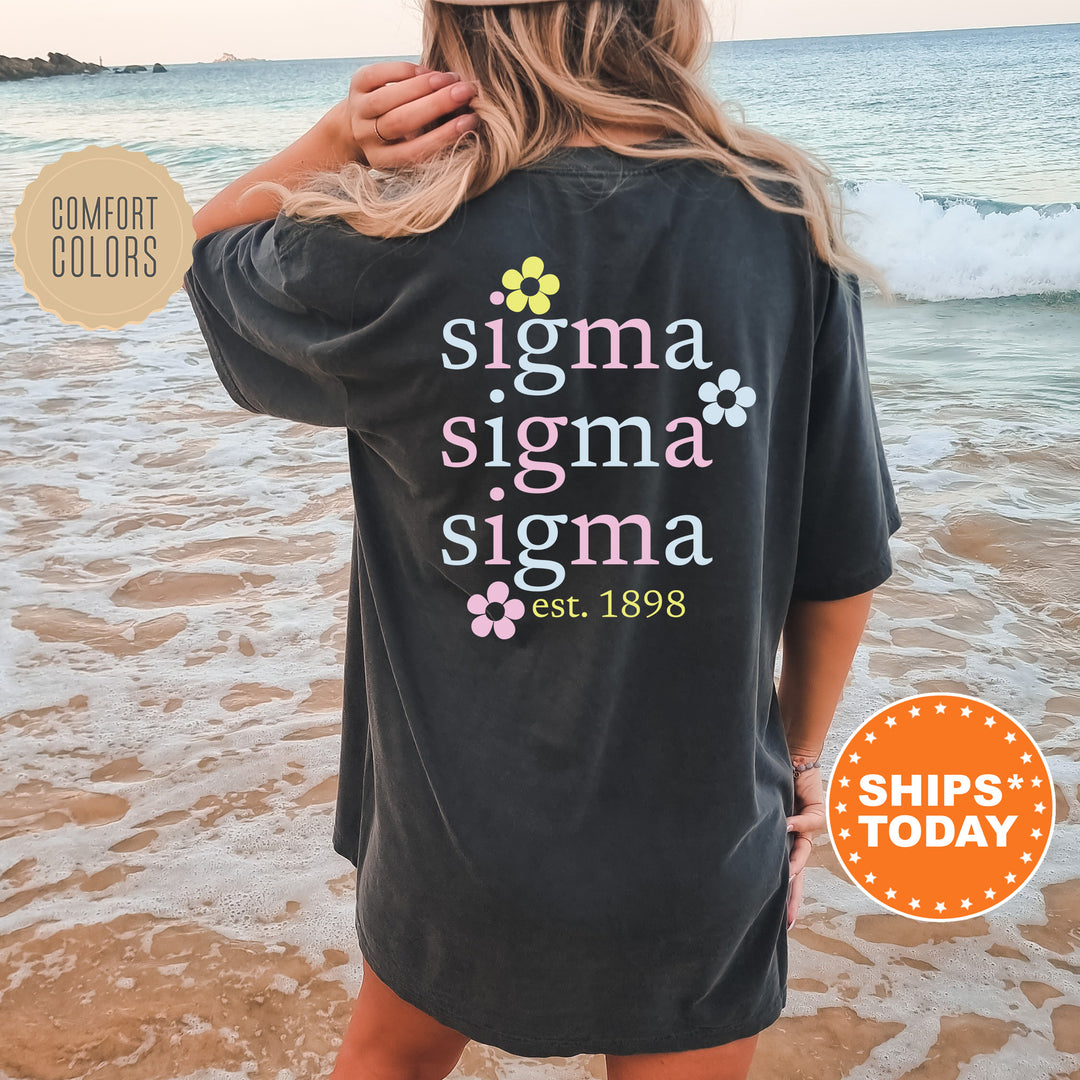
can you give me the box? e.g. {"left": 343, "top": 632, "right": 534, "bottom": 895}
{"left": 184, "top": 143, "right": 903, "bottom": 1046}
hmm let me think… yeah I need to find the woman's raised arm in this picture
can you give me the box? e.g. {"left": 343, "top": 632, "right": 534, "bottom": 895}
{"left": 192, "top": 60, "right": 478, "bottom": 240}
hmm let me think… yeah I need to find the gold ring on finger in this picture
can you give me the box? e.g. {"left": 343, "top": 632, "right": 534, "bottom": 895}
{"left": 373, "top": 114, "right": 394, "bottom": 144}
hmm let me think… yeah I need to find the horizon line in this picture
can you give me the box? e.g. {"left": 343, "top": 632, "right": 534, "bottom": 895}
{"left": 27, "top": 17, "right": 1077, "bottom": 68}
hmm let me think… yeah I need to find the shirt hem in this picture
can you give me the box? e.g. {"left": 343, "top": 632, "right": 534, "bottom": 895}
{"left": 353, "top": 909, "right": 786, "bottom": 1057}
{"left": 789, "top": 547, "right": 896, "bottom": 602}
{"left": 333, "top": 829, "right": 359, "bottom": 868}
{"left": 182, "top": 267, "right": 263, "bottom": 416}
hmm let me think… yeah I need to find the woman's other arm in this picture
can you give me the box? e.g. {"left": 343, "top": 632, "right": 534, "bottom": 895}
{"left": 192, "top": 60, "right": 478, "bottom": 240}
{"left": 778, "top": 588, "right": 875, "bottom": 761}
{"left": 779, "top": 588, "right": 875, "bottom": 928}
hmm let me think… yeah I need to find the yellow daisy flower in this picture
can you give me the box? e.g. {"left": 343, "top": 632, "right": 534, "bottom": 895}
{"left": 501, "top": 256, "right": 560, "bottom": 315}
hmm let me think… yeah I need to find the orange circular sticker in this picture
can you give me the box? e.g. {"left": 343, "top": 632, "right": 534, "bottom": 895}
{"left": 11, "top": 144, "right": 195, "bottom": 330}
{"left": 826, "top": 693, "right": 1054, "bottom": 921}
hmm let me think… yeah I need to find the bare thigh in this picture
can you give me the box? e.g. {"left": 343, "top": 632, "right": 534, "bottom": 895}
{"left": 605, "top": 1033, "right": 760, "bottom": 1080}
{"left": 330, "top": 957, "right": 471, "bottom": 1080}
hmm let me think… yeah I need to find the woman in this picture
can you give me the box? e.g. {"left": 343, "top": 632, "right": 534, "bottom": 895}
{"left": 183, "top": 1, "right": 903, "bottom": 1077}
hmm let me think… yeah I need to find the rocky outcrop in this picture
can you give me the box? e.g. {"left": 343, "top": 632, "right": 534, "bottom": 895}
{"left": 212, "top": 52, "right": 262, "bottom": 62}
{"left": 0, "top": 51, "right": 104, "bottom": 81}
{"left": 0, "top": 52, "right": 166, "bottom": 81}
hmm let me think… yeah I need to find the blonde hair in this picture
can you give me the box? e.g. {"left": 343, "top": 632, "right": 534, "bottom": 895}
{"left": 249, "top": 0, "right": 893, "bottom": 299}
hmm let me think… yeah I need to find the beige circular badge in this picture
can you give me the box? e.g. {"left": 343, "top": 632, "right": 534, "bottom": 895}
{"left": 11, "top": 144, "right": 195, "bottom": 330}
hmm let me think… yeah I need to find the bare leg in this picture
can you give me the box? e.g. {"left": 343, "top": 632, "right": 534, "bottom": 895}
{"left": 606, "top": 1033, "right": 760, "bottom": 1080}
{"left": 330, "top": 957, "right": 472, "bottom": 1080}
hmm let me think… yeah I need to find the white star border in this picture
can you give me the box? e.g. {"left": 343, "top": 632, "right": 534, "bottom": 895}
{"left": 824, "top": 693, "right": 1056, "bottom": 922}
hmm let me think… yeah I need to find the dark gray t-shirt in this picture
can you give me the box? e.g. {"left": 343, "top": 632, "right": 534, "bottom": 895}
{"left": 184, "top": 139, "right": 902, "bottom": 1057}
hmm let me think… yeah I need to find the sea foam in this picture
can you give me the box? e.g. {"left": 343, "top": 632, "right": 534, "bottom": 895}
{"left": 843, "top": 180, "right": 1080, "bottom": 301}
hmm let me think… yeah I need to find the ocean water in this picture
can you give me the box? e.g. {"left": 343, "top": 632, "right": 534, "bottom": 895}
{"left": 1, "top": 21, "right": 1079, "bottom": 1080}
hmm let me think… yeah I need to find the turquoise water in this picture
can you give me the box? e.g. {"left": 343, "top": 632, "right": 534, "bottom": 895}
{"left": 715, "top": 22, "right": 1080, "bottom": 206}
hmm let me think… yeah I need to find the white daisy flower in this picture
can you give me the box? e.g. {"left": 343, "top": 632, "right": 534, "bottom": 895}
{"left": 698, "top": 368, "right": 757, "bottom": 427}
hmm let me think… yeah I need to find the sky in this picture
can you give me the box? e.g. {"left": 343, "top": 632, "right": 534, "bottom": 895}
{"left": 3, "top": 1, "right": 1077, "bottom": 67}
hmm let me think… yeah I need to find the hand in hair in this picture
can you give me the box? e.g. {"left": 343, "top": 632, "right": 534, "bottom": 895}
{"left": 345, "top": 60, "right": 479, "bottom": 169}
{"left": 188, "top": 60, "right": 479, "bottom": 240}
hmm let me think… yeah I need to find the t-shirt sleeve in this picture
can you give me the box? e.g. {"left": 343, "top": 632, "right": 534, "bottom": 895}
{"left": 790, "top": 263, "right": 903, "bottom": 601}
{"left": 183, "top": 213, "right": 349, "bottom": 428}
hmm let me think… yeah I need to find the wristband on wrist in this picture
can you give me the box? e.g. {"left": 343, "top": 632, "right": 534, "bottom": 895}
{"left": 791, "top": 758, "right": 822, "bottom": 779}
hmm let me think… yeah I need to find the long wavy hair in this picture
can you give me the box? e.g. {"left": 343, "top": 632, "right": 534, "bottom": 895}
{"left": 249, "top": 0, "right": 893, "bottom": 298}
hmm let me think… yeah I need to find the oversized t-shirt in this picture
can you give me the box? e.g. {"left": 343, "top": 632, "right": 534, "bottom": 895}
{"left": 183, "top": 137, "right": 903, "bottom": 1058}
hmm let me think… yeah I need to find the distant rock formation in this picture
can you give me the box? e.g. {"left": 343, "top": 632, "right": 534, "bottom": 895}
{"left": 212, "top": 52, "right": 263, "bottom": 62}
{"left": 0, "top": 52, "right": 166, "bottom": 81}
{"left": 153, "top": 63, "right": 167, "bottom": 72}
{"left": 0, "top": 51, "right": 104, "bottom": 81}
